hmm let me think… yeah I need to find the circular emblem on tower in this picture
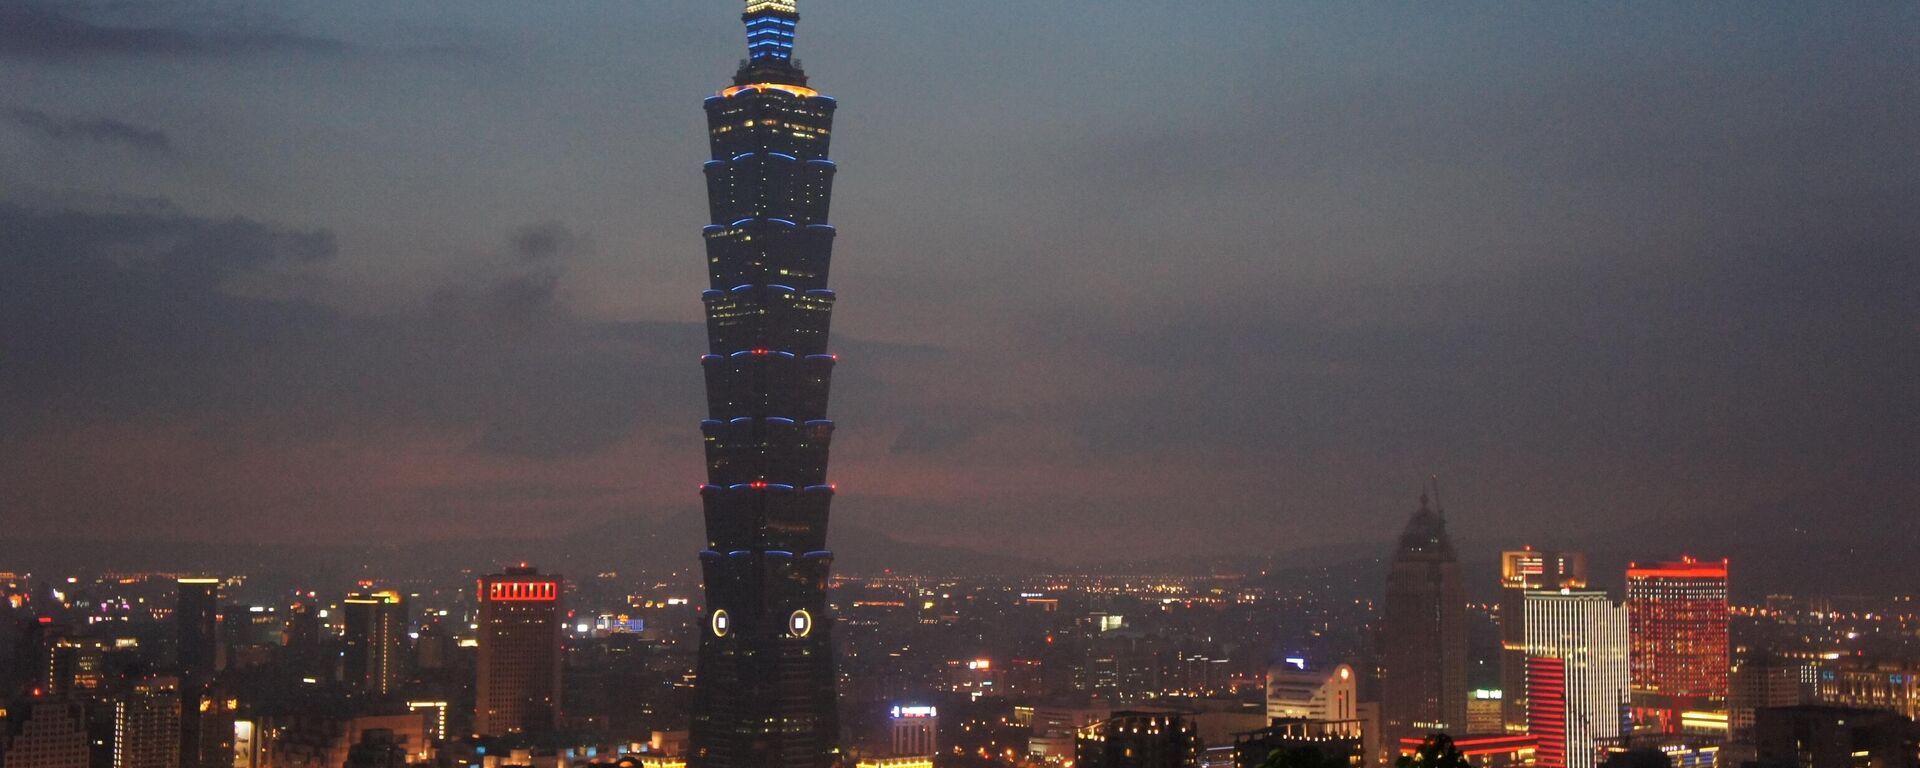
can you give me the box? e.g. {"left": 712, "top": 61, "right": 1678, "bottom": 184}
{"left": 788, "top": 608, "right": 812, "bottom": 637}
{"left": 711, "top": 609, "right": 731, "bottom": 637}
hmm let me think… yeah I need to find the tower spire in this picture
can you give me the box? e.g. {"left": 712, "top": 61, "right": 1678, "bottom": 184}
{"left": 743, "top": 0, "right": 799, "bottom": 62}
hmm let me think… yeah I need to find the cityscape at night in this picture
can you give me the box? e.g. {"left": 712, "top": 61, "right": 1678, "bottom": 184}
{"left": 2, "top": 3, "right": 1917, "bottom": 768}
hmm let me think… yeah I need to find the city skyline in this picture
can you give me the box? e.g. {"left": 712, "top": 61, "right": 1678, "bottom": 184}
{"left": 5, "top": 5, "right": 1920, "bottom": 768}
{"left": 2, "top": 3, "right": 1917, "bottom": 574}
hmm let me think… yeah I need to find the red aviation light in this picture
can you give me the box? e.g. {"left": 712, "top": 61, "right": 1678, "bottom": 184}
{"left": 751, "top": 348, "right": 770, "bottom": 356}
{"left": 487, "top": 580, "right": 559, "bottom": 602}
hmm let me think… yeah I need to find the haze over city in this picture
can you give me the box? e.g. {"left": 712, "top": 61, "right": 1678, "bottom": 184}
{"left": 5, "top": 2, "right": 1915, "bottom": 582}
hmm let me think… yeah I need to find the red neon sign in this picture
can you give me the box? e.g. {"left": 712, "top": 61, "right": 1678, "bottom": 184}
{"left": 487, "top": 580, "right": 558, "bottom": 602}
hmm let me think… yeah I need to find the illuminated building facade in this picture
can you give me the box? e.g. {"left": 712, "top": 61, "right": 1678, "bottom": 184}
{"left": 688, "top": 1, "right": 842, "bottom": 766}
{"left": 1816, "top": 659, "right": 1920, "bottom": 721}
{"left": 175, "top": 578, "right": 219, "bottom": 678}
{"left": 1382, "top": 494, "right": 1469, "bottom": 743}
{"left": 1523, "top": 590, "right": 1629, "bottom": 768}
{"left": 343, "top": 590, "right": 407, "bottom": 695}
{"left": 475, "top": 566, "right": 563, "bottom": 736}
{"left": 1267, "top": 663, "right": 1359, "bottom": 725}
{"left": 1626, "top": 558, "right": 1729, "bottom": 733}
{"left": 1501, "top": 549, "right": 1588, "bottom": 732}
{"left": 1396, "top": 735, "right": 1540, "bottom": 768}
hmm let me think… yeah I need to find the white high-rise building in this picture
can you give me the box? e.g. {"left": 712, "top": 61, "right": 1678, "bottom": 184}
{"left": 1524, "top": 590, "right": 1629, "bottom": 768}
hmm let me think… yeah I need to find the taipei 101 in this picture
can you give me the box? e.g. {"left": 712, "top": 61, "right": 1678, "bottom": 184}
{"left": 0, "top": 3, "right": 1914, "bottom": 768}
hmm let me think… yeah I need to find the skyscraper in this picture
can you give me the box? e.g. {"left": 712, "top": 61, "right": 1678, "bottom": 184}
{"left": 1500, "top": 549, "right": 1589, "bottom": 732}
{"left": 113, "top": 675, "right": 182, "bottom": 768}
{"left": 474, "top": 566, "right": 562, "bottom": 737}
{"left": 343, "top": 589, "right": 408, "bottom": 695}
{"left": 1625, "top": 557, "right": 1729, "bottom": 734}
{"left": 174, "top": 579, "right": 219, "bottom": 679}
{"left": 1523, "top": 590, "right": 1629, "bottom": 768}
{"left": 689, "top": 1, "right": 843, "bottom": 766}
{"left": 1381, "top": 494, "right": 1469, "bottom": 744}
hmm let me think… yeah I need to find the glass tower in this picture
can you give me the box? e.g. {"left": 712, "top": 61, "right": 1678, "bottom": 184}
{"left": 690, "top": 1, "right": 842, "bottom": 766}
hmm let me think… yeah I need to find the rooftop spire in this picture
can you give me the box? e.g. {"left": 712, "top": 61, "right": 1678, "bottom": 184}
{"left": 743, "top": 0, "right": 799, "bottom": 63}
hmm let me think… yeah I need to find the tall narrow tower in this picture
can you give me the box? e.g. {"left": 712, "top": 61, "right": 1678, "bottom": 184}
{"left": 1380, "top": 494, "right": 1469, "bottom": 744}
{"left": 690, "top": 1, "right": 842, "bottom": 766}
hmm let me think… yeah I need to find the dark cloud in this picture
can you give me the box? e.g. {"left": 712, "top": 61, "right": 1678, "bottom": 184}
{"left": 2, "top": 107, "right": 170, "bottom": 152}
{"left": 0, "top": 3, "right": 345, "bottom": 61}
{"left": 0, "top": 202, "right": 699, "bottom": 538}
{"left": 510, "top": 221, "right": 578, "bottom": 263}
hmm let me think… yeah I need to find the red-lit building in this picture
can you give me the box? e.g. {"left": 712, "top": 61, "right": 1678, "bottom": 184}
{"left": 1528, "top": 657, "right": 1568, "bottom": 768}
{"left": 1625, "top": 557, "right": 1729, "bottom": 734}
{"left": 475, "top": 565, "right": 563, "bottom": 736}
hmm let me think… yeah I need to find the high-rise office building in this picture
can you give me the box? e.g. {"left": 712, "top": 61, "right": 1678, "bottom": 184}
{"left": 1626, "top": 558, "right": 1729, "bottom": 734}
{"left": 1500, "top": 549, "right": 1588, "bottom": 732}
{"left": 688, "top": 2, "right": 843, "bottom": 766}
{"left": 343, "top": 590, "right": 408, "bottom": 695}
{"left": 1523, "top": 590, "right": 1629, "bottom": 768}
{"left": 474, "top": 566, "right": 562, "bottom": 737}
{"left": 1382, "top": 494, "right": 1469, "bottom": 743}
{"left": 113, "top": 675, "right": 181, "bottom": 768}
{"left": 174, "top": 579, "right": 219, "bottom": 679}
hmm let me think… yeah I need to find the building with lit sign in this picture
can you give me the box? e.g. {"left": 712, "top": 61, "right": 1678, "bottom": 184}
{"left": 687, "top": 1, "right": 844, "bottom": 766}
{"left": 1523, "top": 590, "right": 1629, "bottom": 768}
{"left": 887, "top": 705, "right": 938, "bottom": 758}
{"left": 475, "top": 565, "right": 562, "bottom": 736}
{"left": 1382, "top": 493, "right": 1469, "bottom": 744}
{"left": 1625, "top": 558, "right": 1729, "bottom": 734}
{"left": 1501, "top": 549, "right": 1588, "bottom": 732}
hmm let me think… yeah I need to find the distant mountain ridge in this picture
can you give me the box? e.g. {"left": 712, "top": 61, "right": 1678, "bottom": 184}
{"left": 0, "top": 496, "right": 1906, "bottom": 599}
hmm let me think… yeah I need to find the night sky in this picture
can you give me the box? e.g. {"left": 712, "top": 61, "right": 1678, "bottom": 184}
{"left": 3, "top": 2, "right": 1916, "bottom": 565}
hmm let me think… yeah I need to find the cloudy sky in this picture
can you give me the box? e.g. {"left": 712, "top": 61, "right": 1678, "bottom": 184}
{"left": 2, "top": 1, "right": 1915, "bottom": 563}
